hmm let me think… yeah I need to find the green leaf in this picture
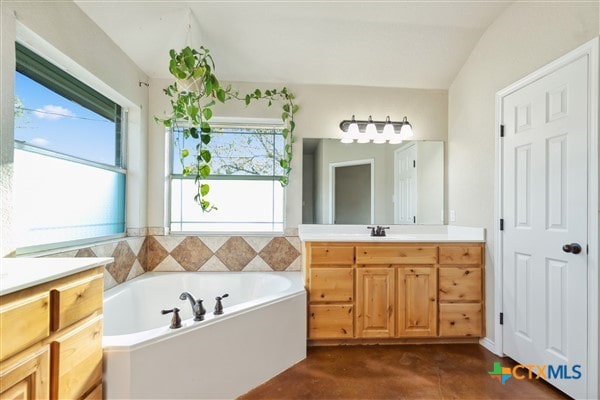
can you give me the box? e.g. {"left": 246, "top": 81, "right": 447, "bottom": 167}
{"left": 200, "top": 183, "right": 210, "bottom": 196}
{"left": 283, "top": 103, "right": 290, "bottom": 112}
{"left": 201, "top": 149, "right": 211, "bottom": 163}
{"left": 181, "top": 149, "right": 189, "bottom": 158}
{"left": 182, "top": 166, "right": 192, "bottom": 176}
{"left": 204, "top": 100, "right": 216, "bottom": 108}
{"left": 201, "top": 121, "right": 211, "bottom": 133}
{"left": 290, "top": 120, "right": 296, "bottom": 132}
{"left": 279, "top": 176, "right": 289, "bottom": 186}
{"left": 199, "top": 164, "right": 211, "bottom": 178}
{"left": 281, "top": 112, "right": 289, "bottom": 121}
{"left": 280, "top": 159, "right": 289, "bottom": 169}
{"left": 201, "top": 134, "right": 211, "bottom": 144}
{"left": 216, "top": 88, "right": 226, "bottom": 103}
{"left": 203, "top": 108, "right": 212, "bottom": 120}
{"left": 192, "top": 67, "right": 205, "bottom": 79}
{"left": 265, "top": 90, "right": 272, "bottom": 96}
{"left": 254, "top": 89, "right": 262, "bottom": 98}
{"left": 163, "top": 119, "right": 172, "bottom": 127}
{"left": 187, "top": 105, "right": 199, "bottom": 120}
{"left": 245, "top": 94, "right": 251, "bottom": 106}
{"left": 210, "top": 74, "right": 219, "bottom": 90}
{"left": 189, "top": 127, "right": 199, "bottom": 139}
{"left": 292, "top": 104, "right": 299, "bottom": 114}
{"left": 205, "top": 79, "right": 213, "bottom": 94}
{"left": 282, "top": 128, "right": 289, "bottom": 139}
{"left": 169, "top": 49, "right": 176, "bottom": 59}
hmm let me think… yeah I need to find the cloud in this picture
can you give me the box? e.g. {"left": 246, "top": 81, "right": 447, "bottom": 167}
{"left": 30, "top": 137, "right": 50, "bottom": 147}
{"left": 33, "top": 105, "right": 75, "bottom": 120}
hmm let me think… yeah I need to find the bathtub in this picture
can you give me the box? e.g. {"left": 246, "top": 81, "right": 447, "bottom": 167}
{"left": 102, "top": 272, "right": 306, "bottom": 399}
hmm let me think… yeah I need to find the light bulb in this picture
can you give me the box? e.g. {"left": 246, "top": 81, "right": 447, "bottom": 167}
{"left": 365, "top": 116, "right": 377, "bottom": 142}
{"left": 400, "top": 116, "right": 413, "bottom": 138}
{"left": 382, "top": 116, "right": 395, "bottom": 142}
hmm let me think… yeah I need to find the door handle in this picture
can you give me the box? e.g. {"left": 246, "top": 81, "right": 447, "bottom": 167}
{"left": 562, "top": 243, "right": 582, "bottom": 254}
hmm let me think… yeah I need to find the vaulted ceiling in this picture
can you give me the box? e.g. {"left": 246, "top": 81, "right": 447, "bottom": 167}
{"left": 76, "top": 0, "right": 511, "bottom": 89}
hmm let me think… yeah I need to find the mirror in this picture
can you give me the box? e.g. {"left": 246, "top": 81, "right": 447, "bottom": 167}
{"left": 302, "top": 139, "right": 444, "bottom": 225}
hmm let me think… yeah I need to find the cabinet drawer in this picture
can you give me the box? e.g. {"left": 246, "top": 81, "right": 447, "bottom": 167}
{"left": 310, "top": 246, "right": 354, "bottom": 265}
{"left": 439, "top": 246, "right": 482, "bottom": 265}
{"left": 50, "top": 273, "right": 103, "bottom": 332}
{"left": 439, "top": 303, "right": 482, "bottom": 337}
{"left": 356, "top": 246, "right": 437, "bottom": 264}
{"left": 0, "top": 345, "right": 50, "bottom": 400}
{"left": 51, "top": 315, "right": 103, "bottom": 400}
{"left": 309, "top": 305, "right": 353, "bottom": 339}
{"left": 309, "top": 268, "right": 353, "bottom": 303}
{"left": 0, "top": 292, "right": 50, "bottom": 361}
{"left": 439, "top": 268, "right": 482, "bottom": 302}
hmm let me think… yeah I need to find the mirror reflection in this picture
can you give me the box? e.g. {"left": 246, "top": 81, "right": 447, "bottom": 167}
{"left": 302, "top": 139, "right": 444, "bottom": 225}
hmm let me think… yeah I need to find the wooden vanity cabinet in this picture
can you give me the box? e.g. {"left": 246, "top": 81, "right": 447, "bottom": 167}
{"left": 305, "top": 242, "right": 485, "bottom": 343}
{"left": 0, "top": 266, "right": 104, "bottom": 400}
{"left": 306, "top": 244, "right": 355, "bottom": 339}
{"left": 438, "top": 245, "right": 484, "bottom": 337}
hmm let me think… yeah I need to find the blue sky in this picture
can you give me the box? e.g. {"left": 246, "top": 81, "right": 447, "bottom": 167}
{"left": 14, "top": 72, "right": 118, "bottom": 166}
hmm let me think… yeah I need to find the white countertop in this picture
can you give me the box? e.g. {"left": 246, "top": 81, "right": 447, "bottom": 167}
{"left": 298, "top": 224, "right": 485, "bottom": 243}
{"left": 0, "top": 257, "right": 113, "bottom": 296}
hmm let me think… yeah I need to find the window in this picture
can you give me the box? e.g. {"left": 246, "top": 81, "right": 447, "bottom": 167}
{"left": 170, "top": 124, "right": 285, "bottom": 233}
{"left": 14, "top": 43, "right": 125, "bottom": 253}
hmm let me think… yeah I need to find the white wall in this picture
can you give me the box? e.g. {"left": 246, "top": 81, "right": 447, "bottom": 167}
{"left": 448, "top": 1, "right": 599, "bottom": 342}
{"left": 148, "top": 80, "right": 447, "bottom": 232}
{"left": 0, "top": 0, "right": 149, "bottom": 256}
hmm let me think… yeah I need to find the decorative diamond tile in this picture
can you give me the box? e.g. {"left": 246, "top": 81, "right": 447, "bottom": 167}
{"left": 75, "top": 247, "right": 96, "bottom": 257}
{"left": 170, "top": 237, "right": 213, "bottom": 271}
{"left": 285, "top": 256, "right": 302, "bottom": 271}
{"left": 286, "top": 236, "right": 302, "bottom": 252}
{"left": 104, "top": 269, "right": 118, "bottom": 290}
{"left": 259, "top": 237, "right": 301, "bottom": 271}
{"left": 199, "top": 255, "right": 230, "bottom": 272}
{"left": 92, "top": 242, "right": 118, "bottom": 258}
{"left": 199, "top": 236, "right": 230, "bottom": 253}
{"left": 243, "top": 236, "right": 273, "bottom": 253}
{"left": 107, "top": 241, "right": 137, "bottom": 284}
{"left": 126, "top": 237, "right": 146, "bottom": 257}
{"left": 153, "top": 235, "right": 185, "bottom": 253}
{"left": 242, "top": 255, "right": 273, "bottom": 272}
{"left": 154, "top": 255, "right": 186, "bottom": 272}
{"left": 140, "top": 236, "right": 169, "bottom": 271}
{"left": 215, "top": 237, "right": 257, "bottom": 271}
{"left": 126, "top": 260, "right": 145, "bottom": 281}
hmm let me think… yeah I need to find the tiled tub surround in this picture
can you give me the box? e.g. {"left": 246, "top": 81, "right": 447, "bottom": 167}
{"left": 43, "top": 235, "right": 302, "bottom": 290}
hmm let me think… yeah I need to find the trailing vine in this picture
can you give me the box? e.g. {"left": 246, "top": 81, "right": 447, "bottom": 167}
{"left": 155, "top": 46, "right": 298, "bottom": 212}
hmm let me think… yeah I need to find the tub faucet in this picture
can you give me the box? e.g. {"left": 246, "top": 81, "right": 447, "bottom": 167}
{"left": 179, "top": 292, "right": 206, "bottom": 321}
{"left": 161, "top": 307, "right": 182, "bottom": 329}
{"left": 214, "top": 294, "right": 229, "bottom": 315}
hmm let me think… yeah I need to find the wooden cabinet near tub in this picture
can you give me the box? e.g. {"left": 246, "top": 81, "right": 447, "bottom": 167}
{"left": 303, "top": 242, "right": 485, "bottom": 343}
{"left": 0, "top": 265, "right": 105, "bottom": 399}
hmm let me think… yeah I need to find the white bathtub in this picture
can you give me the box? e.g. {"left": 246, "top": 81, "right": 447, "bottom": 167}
{"left": 102, "top": 272, "right": 306, "bottom": 399}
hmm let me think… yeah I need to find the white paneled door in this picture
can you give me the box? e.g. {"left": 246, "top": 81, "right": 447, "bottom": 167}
{"left": 394, "top": 144, "right": 417, "bottom": 224}
{"left": 501, "top": 54, "right": 588, "bottom": 398}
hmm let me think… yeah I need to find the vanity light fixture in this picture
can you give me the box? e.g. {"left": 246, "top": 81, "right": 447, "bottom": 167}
{"left": 339, "top": 115, "right": 414, "bottom": 143}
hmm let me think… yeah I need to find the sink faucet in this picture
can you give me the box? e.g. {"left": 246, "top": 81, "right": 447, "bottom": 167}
{"left": 367, "top": 226, "right": 390, "bottom": 237}
{"left": 179, "top": 291, "right": 206, "bottom": 321}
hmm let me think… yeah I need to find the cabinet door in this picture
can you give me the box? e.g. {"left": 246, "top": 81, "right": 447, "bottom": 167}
{"left": 0, "top": 346, "right": 50, "bottom": 400}
{"left": 355, "top": 268, "right": 395, "bottom": 338}
{"left": 397, "top": 267, "right": 437, "bottom": 337}
{"left": 439, "top": 303, "right": 482, "bottom": 337}
{"left": 438, "top": 267, "right": 481, "bottom": 302}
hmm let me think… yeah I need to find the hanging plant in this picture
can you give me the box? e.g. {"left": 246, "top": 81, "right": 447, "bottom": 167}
{"left": 155, "top": 46, "right": 298, "bottom": 212}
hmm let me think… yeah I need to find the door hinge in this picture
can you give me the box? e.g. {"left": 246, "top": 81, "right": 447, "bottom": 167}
{"left": 413, "top": 160, "right": 416, "bottom": 168}
{"left": 499, "top": 312, "right": 504, "bottom": 325}
{"left": 500, "top": 124, "right": 505, "bottom": 138}
{"left": 499, "top": 219, "right": 504, "bottom": 231}
{"left": 413, "top": 216, "right": 416, "bottom": 223}
{"left": 587, "top": 244, "right": 589, "bottom": 254}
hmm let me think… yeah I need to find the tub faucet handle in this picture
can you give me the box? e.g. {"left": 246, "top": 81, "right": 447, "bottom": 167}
{"left": 161, "top": 307, "right": 182, "bottom": 329}
{"left": 214, "top": 294, "right": 229, "bottom": 315}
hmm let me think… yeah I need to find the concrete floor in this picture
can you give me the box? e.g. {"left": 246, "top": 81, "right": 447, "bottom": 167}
{"left": 239, "top": 344, "right": 569, "bottom": 399}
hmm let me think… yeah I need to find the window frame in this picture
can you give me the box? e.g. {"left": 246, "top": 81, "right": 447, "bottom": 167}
{"left": 14, "top": 43, "right": 127, "bottom": 255}
{"left": 168, "top": 119, "right": 286, "bottom": 235}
